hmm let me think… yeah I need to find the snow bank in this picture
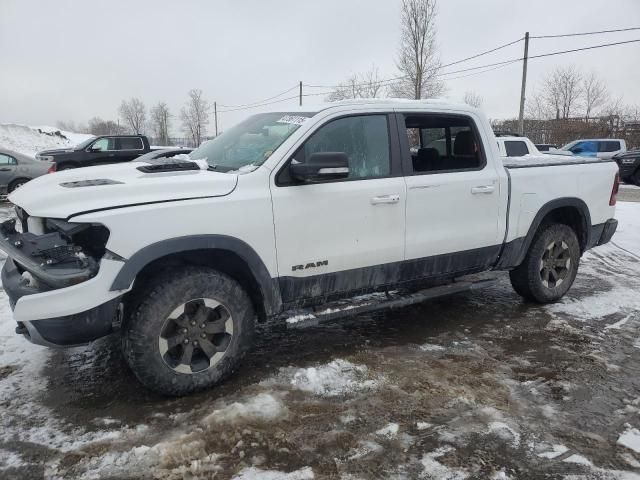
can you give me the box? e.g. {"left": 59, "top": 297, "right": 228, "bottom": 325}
{"left": 232, "top": 466, "right": 314, "bottom": 480}
{"left": 0, "top": 123, "right": 93, "bottom": 157}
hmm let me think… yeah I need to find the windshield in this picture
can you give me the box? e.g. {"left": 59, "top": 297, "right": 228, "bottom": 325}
{"left": 75, "top": 137, "right": 97, "bottom": 150}
{"left": 190, "top": 112, "right": 314, "bottom": 172}
{"left": 560, "top": 140, "right": 578, "bottom": 151}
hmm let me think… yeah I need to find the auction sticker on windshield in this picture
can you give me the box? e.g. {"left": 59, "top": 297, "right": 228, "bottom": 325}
{"left": 277, "top": 115, "right": 309, "bottom": 126}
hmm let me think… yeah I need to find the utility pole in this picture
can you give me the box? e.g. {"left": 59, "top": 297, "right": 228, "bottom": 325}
{"left": 518, "top": 31, "right": 530, "bottom": 136}
{"left": 299, "top": 81, "right": 303, "bottom": 106}
{"left": 214, "top": 101, "right": 218, "bottom": 137}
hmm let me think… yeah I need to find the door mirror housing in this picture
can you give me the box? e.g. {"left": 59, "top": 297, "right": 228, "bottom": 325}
{"left": 89, "top": 146, "right": 102, "bottom": 152}
{"left": 289, "top": 152, "right": 349, "bottom": 183}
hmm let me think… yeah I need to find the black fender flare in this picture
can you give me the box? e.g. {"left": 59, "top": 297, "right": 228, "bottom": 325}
{"left": 497, "top": 197, "right": 592, "bottom": 269}
{"left": 110, "top": 235, "right": 282, "bottom": 316}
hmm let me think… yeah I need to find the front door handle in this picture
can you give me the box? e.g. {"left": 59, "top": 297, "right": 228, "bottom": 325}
{"left": 471, "top": 185, "right": 495, "bottom": 194}
{"left": 371, "top": 194, "right": 400, "bottom": 205}
{"left": 0, "top": 168, "right": 11, "bottom": 172}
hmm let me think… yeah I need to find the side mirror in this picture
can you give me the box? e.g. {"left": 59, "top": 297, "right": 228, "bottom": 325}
{"left": 89, "top": 146, "right": 102, "bottom": 152}
{"left": 289, "top": 152, "right": 349, "bottom": 182}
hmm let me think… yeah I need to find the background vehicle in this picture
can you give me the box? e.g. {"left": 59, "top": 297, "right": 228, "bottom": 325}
{"left": 0, "top": 148, "right": 53, "bottom": 194}
{"left": 559, "top": 138, "right": 626, "bottom": 159}
{"left": 1, "top": 100, "right": 619, "bottom": 395}
{"left": 35, "top": 135, "right": 162, "bottom": 170}
{"left": 614, "top": 149, "right": 640, "bottom": 185}
{"left": 134, "top": 147, "right": 193, "bottom": 163}
{"left": 535, "top": 144, "right": 558, "bottom": 152}
{"left": 496, "top": 136, "right": 574, "bottom": 158}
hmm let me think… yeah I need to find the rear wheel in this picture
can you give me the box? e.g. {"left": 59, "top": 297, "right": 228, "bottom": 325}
{"left": 509, "top": 223, "right": 580, "bottom": 303}
{"left": 122, "top": 266, "right": 255, "bottom": 396}
{"left": 8, "top": 178, "right": 30, "bottom": 193}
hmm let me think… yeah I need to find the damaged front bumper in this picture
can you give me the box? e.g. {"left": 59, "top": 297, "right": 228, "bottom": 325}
{"left": 0, "top": 217, "right": 125, "bottom": 347}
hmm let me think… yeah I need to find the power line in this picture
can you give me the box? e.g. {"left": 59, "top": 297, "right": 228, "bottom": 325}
{"left": 440, "top": 37, "right": 523, "bottom": 69}
{"left": 217, "top": 85, "right": 299, "bottom": 109}
{"left": 217, "top": 35, "right": 640, "bottom": 114}
{"left": 531, "top": 26, "right": 640, "bottom": 39}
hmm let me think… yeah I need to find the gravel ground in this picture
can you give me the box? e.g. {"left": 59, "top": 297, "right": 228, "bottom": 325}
{"left": 0, "top": 203, "right": 639, "bottom": 480}
{"left": 620, "top": 184, "right": 640, "bottom": 203}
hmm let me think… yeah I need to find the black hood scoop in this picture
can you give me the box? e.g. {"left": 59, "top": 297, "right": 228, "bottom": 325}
{"left": 136, "top": 158, "right": 201, "bottom": 173}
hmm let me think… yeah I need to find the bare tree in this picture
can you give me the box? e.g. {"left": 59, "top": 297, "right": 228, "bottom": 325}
{"left": 119, "top": 98, "right": 147, "bottom": 134}
{"left": 582, "top": 72, "right": 608, "bottom": 120}
{"left": 542, "top": 66, "right": 582, "bottom": 119}
{"left": 463, "top": 91, "right": 483, "bottom": 108}
{"left": 327, "top": 66, "right": 385, "bottom": 101}
{"left": 150, "top": 102, "right": 171, "bottom": 145}
{"left": 391, "top": 0, "right": 443, "bottom": 99}
{"left": 181, "top": 89, "right": 210, "bottom": 146}
{"left": 87, "top": 117, "right": 125, "bottom": 135}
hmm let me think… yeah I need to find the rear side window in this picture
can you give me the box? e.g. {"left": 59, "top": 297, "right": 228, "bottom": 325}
{"left": 402, "top": 114, "right": 484, "bottom": 173}
{"left": 599, "top": 141, "right": 621, "bottom": 152}
{"left": 504, "top": 141, "right": 529, "bottom": 157}
{"left": 117, "top": 137, "right": 144, "bottom": 150}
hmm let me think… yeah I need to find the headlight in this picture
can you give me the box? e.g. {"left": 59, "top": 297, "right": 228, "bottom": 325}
{"left": 621, "top": 158, "right": 637, "bottom": 165}
{"left": 36, "top": 155, "right": 54, "bottom": 161}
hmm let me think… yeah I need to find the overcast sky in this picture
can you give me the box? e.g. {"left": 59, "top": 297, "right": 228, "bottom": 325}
{"left": 1, "top": 0, "right": 639, "bottom": 134}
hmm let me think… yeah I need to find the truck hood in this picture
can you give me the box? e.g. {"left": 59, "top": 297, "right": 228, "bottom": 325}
{"left": 37, "top": 147, "right": 76, "bottom": 155}
{"left": 9, "top": 160, "right": 238, "bottom": 219}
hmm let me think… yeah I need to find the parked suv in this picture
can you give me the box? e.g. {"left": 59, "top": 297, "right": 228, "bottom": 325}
{"left": 1, "top": 101, "right": 619, "bottom": 395}
{"left": 614, "top": 149, "right": 640, "bottom": 185}
{"left": 35, "top": 134, "right": 158, "bottom": 170}
{"left": 559, "top": 138, "right": 626, "bottom": 159}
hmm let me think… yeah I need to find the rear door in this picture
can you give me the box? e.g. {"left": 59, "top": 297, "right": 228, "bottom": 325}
{"left": 86, "top": 137, "right": 117, "bottom": 165}
{"left": 597, "top": 140, "right": 622, "bottom": 159}
{"left": 114, "top": 137, "right": 146, "bottom": 163}
{"left": 397, "top": 111, "right": 503, "bottom": 280}
{"left": 270, "top": 113, "right": 406, "bottom": 303}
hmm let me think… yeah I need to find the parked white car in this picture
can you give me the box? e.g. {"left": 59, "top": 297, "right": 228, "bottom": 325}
{"left": 1, "top": 100, "right": 620, "bottom": 395}
{"left": 496, "top": 136, "right": 573, "bottom": 158}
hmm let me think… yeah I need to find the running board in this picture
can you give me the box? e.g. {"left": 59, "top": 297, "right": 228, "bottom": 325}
{"left": 282, "top": 275, "right": 499, "bottom": 329}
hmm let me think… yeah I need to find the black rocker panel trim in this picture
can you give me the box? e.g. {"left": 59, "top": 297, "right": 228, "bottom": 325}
{"left": 110, "top": 235, "right": 282, "bottom": 317}
{"left": 278, "top": 244, "right": 502, "bottom": 305}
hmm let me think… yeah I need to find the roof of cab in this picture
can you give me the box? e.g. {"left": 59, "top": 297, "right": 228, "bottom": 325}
{"left": 266, "top": 98, "right": 478, "bottom": 115}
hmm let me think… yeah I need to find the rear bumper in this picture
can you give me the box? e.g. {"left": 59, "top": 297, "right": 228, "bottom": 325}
{"left": 3, "top": 257, "right": 122, "bottom": 347}
{"left": 588, "top": 218, "right": 618, "bottom": 249}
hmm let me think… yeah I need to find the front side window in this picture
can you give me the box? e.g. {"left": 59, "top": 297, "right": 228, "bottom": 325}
{"left": 297, "top": 115, "right": 390, "bottom": 180}
{"left": 569, "top": 141, "right": 597, "bottom": 155}
{"left": 505, "top": 141, "right": 529, "bottom": 157}
{"left": 402, "top": 115, "right": 483, "bottom": 173}
{"left": 117, "top": 137, "right": 144, "bottom": 150}
{"left": 90, "top": 138, "right": 116, "bottom": 151}
{"left": 0, "top": 154, "right": 17, "bottom": 165}
{"left": 191, "top": 112, "right": 314, "bottom": 172}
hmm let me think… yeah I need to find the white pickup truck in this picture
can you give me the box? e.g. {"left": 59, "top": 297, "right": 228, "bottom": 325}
{"left": 0, "top": 100, "right": 619, "bottom": 395}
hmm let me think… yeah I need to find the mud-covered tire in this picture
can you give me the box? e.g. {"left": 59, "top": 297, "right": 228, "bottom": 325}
{"left": 8, "top": 178, "right": 30, "bottom": 193}
{"left": 122, "top": 267, "right": 255, "bottom": 396}
{"left": 509, "top": 223, "right": 580, "bottom": 303}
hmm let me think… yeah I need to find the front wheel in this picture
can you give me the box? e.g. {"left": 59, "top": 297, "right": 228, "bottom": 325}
{"left": 122, "top": 267, "right": 255, "bottom": 396}
{"left": 509, "top": 223, "right": 580, "bottom": 303}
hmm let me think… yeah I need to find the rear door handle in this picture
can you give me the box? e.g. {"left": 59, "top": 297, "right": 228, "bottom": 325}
{"left": 471, "top": 185, "right": 495, "bottom": 194}
{"left": 371, "top": 194, "right": 400, "bottom": 205}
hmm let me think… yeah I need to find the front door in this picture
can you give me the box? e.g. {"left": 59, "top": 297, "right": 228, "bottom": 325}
{"left": 0, "top": 153, "right": 17, "bottom": 191}
{"left": 270, "top": 113, "right": 406, "bottom": 303}
{"left": 398, "top": 112, "right": 502, "bottom": 279}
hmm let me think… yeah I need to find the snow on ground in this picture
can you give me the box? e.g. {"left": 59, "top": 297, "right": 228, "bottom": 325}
{"left": 0, "top": 123, "right": 93, "bottom": 157}
{"left": 614, "top": 201, "right": 640, "bottom": 257}
{"left": 1, "top": 202, "right": 640, "bottom": 478}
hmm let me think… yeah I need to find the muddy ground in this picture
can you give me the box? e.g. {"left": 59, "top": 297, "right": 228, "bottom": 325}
{"left": 1, "top": 199, "right": 639, "bottom": 480}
